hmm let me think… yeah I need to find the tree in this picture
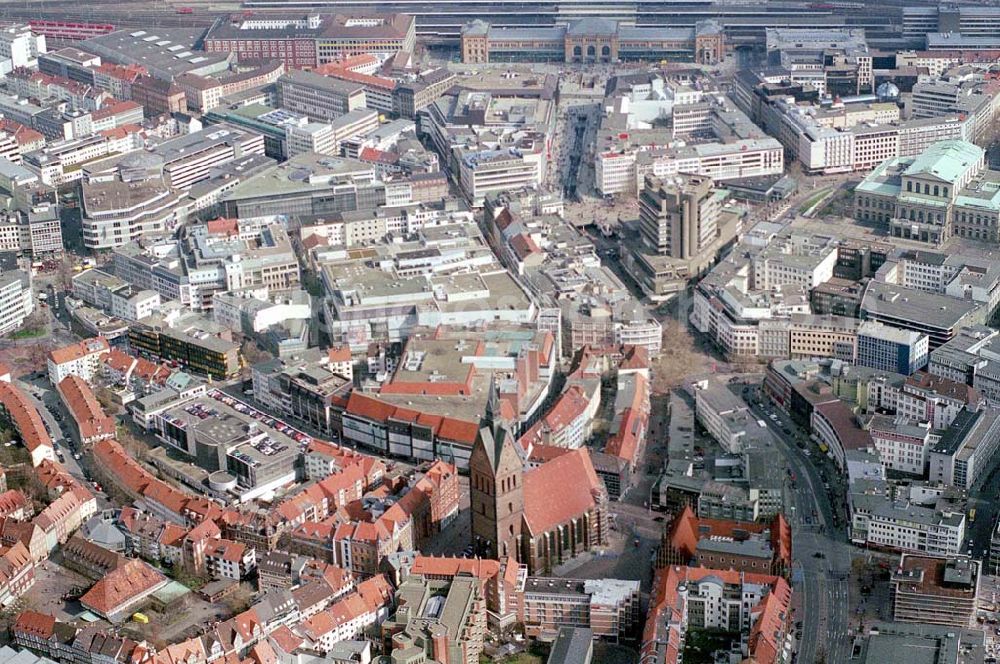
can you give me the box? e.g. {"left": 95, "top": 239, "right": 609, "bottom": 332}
{"left": 652, "top": 319, "right": 701, "bottom": 393}
{"left": 240, "top": 338, "right": 272, "bottom": 366}
{"left": 223, "top": 583, "right": 255, "bottom": 615}
{"left": 95, "top": 387, "right": 119, "bottom": 414}
{"left": 56, "top": 256, "right": 74, "bottom": 292}
{"left": 116, "top": 424, "right": 148, "bottom": 462}
{"left": 25, "top": 339, "right": 51, "bottom": 372}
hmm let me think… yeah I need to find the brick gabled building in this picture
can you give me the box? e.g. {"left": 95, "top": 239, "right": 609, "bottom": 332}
{"left": 79, "top": 558, "right": 169, "bottom": 623}
{"left": 658, "top": 506, "right": 792, "bottom": 578}
{"left": 470, "top": 381, "right": 609, "bottom": 574}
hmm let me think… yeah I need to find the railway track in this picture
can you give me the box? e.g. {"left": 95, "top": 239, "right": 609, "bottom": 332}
{"left": 0, "top": 0, "right": 230, "bottom": 30}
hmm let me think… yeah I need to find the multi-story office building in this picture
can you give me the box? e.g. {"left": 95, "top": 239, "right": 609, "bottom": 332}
{"left": 277, "top": 70, "right": 367, "bottom": 123}
{"left": 251, "top": 349, "right": 351, "bottom": 437}
{"left": 130, "top": 76, "right": 187, "bottom": 117}
{"left": 217, "top": 153, "right": 396, "bottom": 219}
{"left": 867, "top": 416, "right": 935, "bottom": 476}
{"left": 0, "top": 24, "right": 46, "bottom": 75}
{"left": 457, "top": 147, "right": 545, "bottom": 207}
{"left": 419, "top": 88, "right": 551, "bottom": 206}
{"left": 392, "top": 69, "right": 456, "bottom": 120}
{"left": 929, "top": 326, "right": 1000, "bottom": 408}
{"left": 385, "top": 575, "right": 486, "bottom": 664}
{"left": 693, "top": 379, "right": 758, "bottom": 455}
{"left": 113, "top": 221, "right": 299, "bottom": 312}
{"left": 152, "top": 126, "right": 267, "bottom": 192}
{"left": 892, "top": 555, "right": 980, "bottom": 628}
{"left": 128, "top": 311, "right": 241, "bottom": 380}
{"left": 860, "top": 280, "right": 985, "bottom": 350}
{"left": 637, "top": 174, "right": 720, "bottom": 259}
{"left": 852, "top": 491, "right": 965, "bottom": 556}
{"left": 81, "top": 175, "right": 185, "bottom": 250}
{"left": 734, "top": 67, "right": 985, "bottom": 176}
{"left": 786, "top": 315, "right": 858, "bottom": 361}
{"left": 765, "top": 28, "right": 872, "bottom": 95}
{"left": 898, "top": 372, "right": 979, "bottom": 430}
{"left": 315, "top": 65, "right": 395, "bottom": 114}
{"left": 24, "top": 205, "right": 61, "bottom": 256}
{"left": 596, "top": 84, "right": 783, "bottom": 196}
{"left": 928, "top": 409, "right": 1000, "bottom": 490}
{"left": 856, "top": 321, "right": 929, "bottom": 376}
{"left": 0, "top": 270, "right": 33, "bottom": 336}
{"left": 519, "top": 577, "right": 640, "bottom": 642}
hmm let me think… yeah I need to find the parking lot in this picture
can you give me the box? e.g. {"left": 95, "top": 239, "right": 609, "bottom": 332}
{"left": 207, "top": 388, "right": 320, "bottom": 450}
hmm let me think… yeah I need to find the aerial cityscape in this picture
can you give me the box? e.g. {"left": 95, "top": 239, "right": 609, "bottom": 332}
{"left": 0, "top": 0, "right": 997, "bottom": 663}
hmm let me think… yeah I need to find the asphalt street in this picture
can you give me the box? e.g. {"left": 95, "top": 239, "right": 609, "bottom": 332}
{"left": 748, "top": 399, "right": 852, "bottom": 664}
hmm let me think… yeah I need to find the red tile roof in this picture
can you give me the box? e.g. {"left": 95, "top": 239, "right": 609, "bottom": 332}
{"left": 206, "top": 217, "right": 239, "bottom": 237}
{"left": 526, "top": 444, "right": 573, "bottom": 464}
{"left": 519, "top": 384, "right": 591, "bottom": 447}
{"left": 522, "top": 448, "right": 604, "bottom": 536}
{"left": 604, "top": 407, "right": 643, "bottom": 464}
{"left": 509, "top": 233, "right": 541, "bottom": 260}
{"left": 665, "top": 506, "right": 792, "bottom": 570}
{"left": 312, "top": 64, "right": 395, "bottom": 90}
{"left": 327, "top": 345, "right": 351, "bottom": 363}
{"left": 345, "top": 392, "right": 478, "bottom": 445}
{"left": 358, "top": 147, "right": 398, "bottom": 165}
{"left": 205, "top": 537, "right": 247, "bottom": 563}
{"left": 57, "top": 375, "right": 115, "bottom": 441}
{"left": 0, "top": 490, "right": 28, "bottom": 517}
{"left": 325, "top": 54, "right": 378, "bottom": 70}
{"left": 0, "top": 119, "right": 43, "bottom": 147}
{"left": 410, "top": 555, "right": 500, "bottom": 581}
{"left": 48, "top": 337, "right": 109, "bottom": 365}
{"left": 618, "top": 345, "right": 650, "bottom": 371}
{"left": 302, "top": 234, "right": 329, "bottom": 250}
{"left": 80, "top": 559, "right": 166, "bottom": 616}
{"left": 748, "top": 577, "right": 792, "bottom": 664}
{"left": 268, "top": 625, "right": 303, "bottom": 654}
{"left": 91, "top": 100, "right": 142, "bottom": 121}
{"left": 0, "top": 381, "right": 51, "bottom": 459}
{"left": 905, "top": 370, "right": 982, "bottom": 405}
{"left": 102, "top": 349, "right": 137, "bottom": 375}
{"left": 13, "top": 610, "right": 55, "bottom": 640}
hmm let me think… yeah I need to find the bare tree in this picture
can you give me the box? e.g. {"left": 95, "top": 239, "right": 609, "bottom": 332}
{"left": 223, "top": 583, "right": 255, "bottom": 615}
{"left": 653, "top": 319, "right": 700, "bottom": 393}
{"left": 56, "top": 256, "right": 74, "bottom": 292}
{"left": 116, "top": 425, "right": 148, "bottom": 462}
{"left": 240, "top": 339, "right": 272, "bottom": 367}
{"left": 25, "top": 340, "right": 51, "bottom": 372}
{"left": 95, "top": 387, "right": 118, "bottom": 414}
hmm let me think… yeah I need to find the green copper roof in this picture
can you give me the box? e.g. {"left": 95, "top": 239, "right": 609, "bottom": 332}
{"left": 902, "top": 139, "right": 983, "bottom": 183}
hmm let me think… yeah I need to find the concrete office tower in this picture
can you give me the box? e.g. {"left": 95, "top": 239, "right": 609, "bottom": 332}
{"left": 638, "top": 173, "right": 720, "bottom": 259}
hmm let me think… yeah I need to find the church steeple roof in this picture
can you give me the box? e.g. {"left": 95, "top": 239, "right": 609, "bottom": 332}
{"left": 477, "top": 374, "right": 513, "bottom": 472}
